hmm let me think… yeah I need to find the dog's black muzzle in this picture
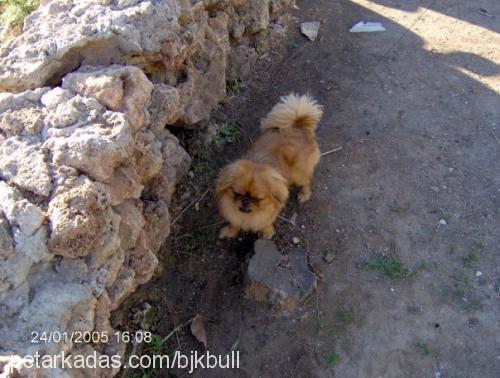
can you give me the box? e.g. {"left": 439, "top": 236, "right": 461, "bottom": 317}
{"left": 239, "top": 196, "right": 252, "bottom": 213}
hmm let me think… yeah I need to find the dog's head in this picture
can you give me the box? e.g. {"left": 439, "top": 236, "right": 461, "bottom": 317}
{"left": 216, "top": 160, "right": 288, "bottom": 216}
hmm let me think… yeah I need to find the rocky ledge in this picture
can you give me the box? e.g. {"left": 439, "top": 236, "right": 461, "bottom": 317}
{"left": 0, "top": 0, "right": 293, "bottom": 377}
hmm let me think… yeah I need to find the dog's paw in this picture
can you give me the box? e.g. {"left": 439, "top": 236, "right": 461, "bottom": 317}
{"left": 219, "top": 225, "right": 240, "bottom": 239}
{"left": 259, "top": 227, "right": 276, "bottom": 239}
{"left": 298, "top": 190, "right": 311, "bottom": 204}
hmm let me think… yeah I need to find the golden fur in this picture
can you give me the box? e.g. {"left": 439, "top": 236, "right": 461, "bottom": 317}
{"left": 216, "top": 94, "right": 323, "bottom": 239}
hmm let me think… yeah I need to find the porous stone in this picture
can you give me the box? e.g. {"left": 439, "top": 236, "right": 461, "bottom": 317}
{"left": 47, "top": 178, "right": 111, "bottom": 258}
{"left": 148, "top": 84, "right": 183, "bottom": 133}
{"left": 0, "top": 137, "right": 51, "bottom": 196}
{"left": 228, "top": 45, "right": 259, "bottom": 80}
{"left": 115, "top": 200, "right": 145, "bottom": 251}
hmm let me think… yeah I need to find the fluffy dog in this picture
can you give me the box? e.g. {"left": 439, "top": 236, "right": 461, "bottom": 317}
{"left": 216, "top": 94, "right": 323, "bottom": 239}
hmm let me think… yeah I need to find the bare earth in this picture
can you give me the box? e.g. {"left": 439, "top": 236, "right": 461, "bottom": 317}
{"left": 120, "top": 0, "right": 500, "bottom": 377}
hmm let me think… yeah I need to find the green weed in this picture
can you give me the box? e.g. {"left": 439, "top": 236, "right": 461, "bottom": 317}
{"left": 215, "top": 122, "right": 242, "bottom": 147}
{"left": 227, "top": 79, "right": 243, "bottom": 94}
{"left": 338, "top": 309, "right": 352, "bottom": 325}
{"left": 462, "top": 252, "right": 479, "bottom": 268}
{"left": 366, "top": 255, "right": 410, "bottom": 279}
{"left": 414, "top": 342, "right": 432, "bottom": 356}
{"left": 0, "top": 0, "right": 39, "bottom": 34}
{"left": 324, "top": 351, "right": 340, "bottom": 368}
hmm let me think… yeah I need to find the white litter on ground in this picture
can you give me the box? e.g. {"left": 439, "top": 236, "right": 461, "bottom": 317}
{"left": 349, "top": 21, "right": 386, "bottom": 33}
{"left": 301, "top": 21, "right": 320, "bottom": 41}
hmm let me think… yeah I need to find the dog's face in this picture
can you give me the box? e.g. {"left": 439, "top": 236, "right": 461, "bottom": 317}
{"left": 216, "top": 160, "right": 288, "bottom": 225}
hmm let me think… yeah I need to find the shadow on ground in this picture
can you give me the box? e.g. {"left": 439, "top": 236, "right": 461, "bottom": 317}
{"left": 119, "top": 0, "right": 500, "bottom": 377}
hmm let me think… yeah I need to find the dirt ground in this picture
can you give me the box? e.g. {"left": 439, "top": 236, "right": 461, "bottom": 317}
{"left": 118, "top": 0, "right": 500, "bottom": 377}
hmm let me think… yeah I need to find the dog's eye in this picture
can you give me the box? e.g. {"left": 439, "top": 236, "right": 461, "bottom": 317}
{"left": 252, "top": 197, "right": 263, "bottom": 203}
{"left": 233, "top": 191, "right": 244, "bottom": 198}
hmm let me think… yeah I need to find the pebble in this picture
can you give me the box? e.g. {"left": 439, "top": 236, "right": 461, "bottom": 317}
{"left": 439, "top": 219, "right": 447, "bottom": 225}
{"left": 476, "top": 271, "right": 483, "bottom": 277}
{"left": 321, "top": 251, "right": 335, "bottom": 263}
{"left": 292, "top": 236, "right": 300, "bottom": 244}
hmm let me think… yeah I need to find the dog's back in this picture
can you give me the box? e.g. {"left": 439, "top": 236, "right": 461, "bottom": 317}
{"left": 246, "top": 94, "right": 322, "bottom": 187}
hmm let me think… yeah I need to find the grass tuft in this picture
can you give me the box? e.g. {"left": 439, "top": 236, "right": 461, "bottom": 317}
{"left": 462, "top": 252, "right": 479, "bottom": 268}
{"left": 338, "top": 309, "right": 352, "bottom": 325}
{"left": 215, "top": 122, "right": 243, "bottom": 147}
{"left": 0, "top": 0, "right": 39, "bottom": 36}
{"left": 324, "top": 351, "right": 340, "bottom": 368}
{"left": 366, "top": 255, "right": 410, "bottom": 279}
{"left": 414, "top": 342, "right": 432, "bottom": 356}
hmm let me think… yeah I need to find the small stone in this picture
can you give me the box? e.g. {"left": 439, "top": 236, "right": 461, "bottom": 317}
{"left": 321, "top": 251, "right": 335, "bottom": 263}
{"left": 390, "top": 287, "right": 395, "bottom": 292}
{"left": 439, "top": 219, "right": 447, "bottom": 225}
{"left": 246, "top": 240, "right": 316, "bottom": 310}
{"left": 292, "top": 236, "right": 300, "bottom": 244}
{"left": 476, "top": 271, "right": 483, "bottom": 277}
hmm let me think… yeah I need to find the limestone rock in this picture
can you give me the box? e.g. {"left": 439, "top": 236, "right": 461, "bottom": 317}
{"left": 10, "top": 199, "right": 45, "bottom": 236}
{"left": 228, "top": 45, "right": 259, "bottom": 80}
{"left": 0, "top": 211, "right": 14, "bottom": 260}
{"left": 0, "top": 1, "right": 180, "bottom": 93}
{"left": 108, "top": 267, "right": 136, "bottom": 311}
{"left": 148, "top": 83, "right": 183, "bottom": 133}
{"left": 143, "top": 130, "right": 191, "bottom": 205}
{"left": 0, "top": 106, "right": 45, "bottom": 137}
{"left": 0, "top": 282, "right": 96, "bottom": 355}
{"left": 62, "top": 65, "right": 153, "bottom": 131}
{"left": 115, "top": 200, "right": 145, "bottom": 252}
{"left": 48, "top": 113, "right": 135, "bottom": 182}
{"left": 0, "top": 137, "right": 51, "bottom": 196}
{"left": 129, "top": 231, "right": 158, "bottom": 285}
{"left": 47, "top": 178, "right": 111, "bottom": 257}
{"left": 133, "top": 130, "right": 163, "bottom": 183}
{"left": 105, "top": 165, "right": 143, "bottom": 206}
{"left": 178, "top": 13, "right": 230, "bottom": 124}
{"left": 142, "top": 200, "right": 171, "bottom": 253}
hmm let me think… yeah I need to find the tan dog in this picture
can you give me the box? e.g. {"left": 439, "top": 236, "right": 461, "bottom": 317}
{"left": 216, "top": 94, "right": 323, "bottom": 239}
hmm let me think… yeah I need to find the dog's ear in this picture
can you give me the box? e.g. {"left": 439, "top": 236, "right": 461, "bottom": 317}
{"left": 216, "top": 162, "right": 240, "bottom": 196}
{"left": 267, "top": 169, "right": 289, "bottom": 205}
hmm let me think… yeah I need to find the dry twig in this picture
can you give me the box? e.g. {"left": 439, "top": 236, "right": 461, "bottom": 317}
{"left": 172, "top": 189, "right": 210, "bottom": 225}
{"left": 320, "top": 147, "right": 343, "bottom": 156}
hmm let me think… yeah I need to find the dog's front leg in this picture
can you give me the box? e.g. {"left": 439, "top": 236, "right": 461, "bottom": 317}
{"left": 219, "top": 225, "right": 241, "bottom": 239}
{"left": 259, "top": 224, "right": 276, "bottom": 239}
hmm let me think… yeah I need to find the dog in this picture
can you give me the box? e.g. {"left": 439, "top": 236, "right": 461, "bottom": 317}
{"left": 216, "top": 93, "right": 323, "bottom": 239}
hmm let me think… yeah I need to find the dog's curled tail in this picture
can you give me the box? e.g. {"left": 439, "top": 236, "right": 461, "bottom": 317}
{"left": 260, "top": 93, "right": 323, "bottom": 132}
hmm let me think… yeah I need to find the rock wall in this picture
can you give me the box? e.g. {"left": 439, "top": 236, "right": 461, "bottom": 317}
{"left": 0, "top": 0, "right": 293, "bottom": 377}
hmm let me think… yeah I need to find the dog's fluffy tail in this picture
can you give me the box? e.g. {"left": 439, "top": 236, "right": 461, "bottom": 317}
{"left": 260, "top": 93, "right": 323, "bottom": 132}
